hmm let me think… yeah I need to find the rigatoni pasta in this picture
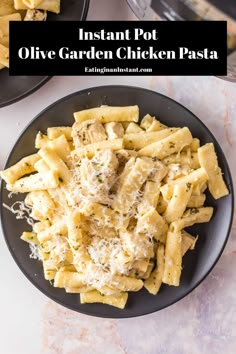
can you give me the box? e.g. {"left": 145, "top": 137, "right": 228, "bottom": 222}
{"left": 138, "top": 127, "right": 193, "bottom": 159}
{"left": 197, "top": 143, "right": 229, "bottom": 199}
{"left": 0, "top": 105, "right": 229, "bottom": 309}
{"left": 74, "top": 105, "right": 139, "bottom": 124}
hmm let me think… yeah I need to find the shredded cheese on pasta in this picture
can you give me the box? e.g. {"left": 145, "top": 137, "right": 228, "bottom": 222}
{"left": 1, "top": 105, "right": 228, "bottom": 308}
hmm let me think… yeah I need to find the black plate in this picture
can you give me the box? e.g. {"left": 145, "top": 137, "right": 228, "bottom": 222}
{"left": 0, "top": 86, "right": 234, "bottom": 318}
{"left": 0, "top": 0, "right": 90, "bottom": 108}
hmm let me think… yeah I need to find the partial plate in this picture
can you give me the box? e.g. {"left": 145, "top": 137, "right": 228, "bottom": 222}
{"left": 0, "top": 86, "right": 234, "bottom": 318}
{"left": 0, "top": 0, "right": 90, "bottom": 108}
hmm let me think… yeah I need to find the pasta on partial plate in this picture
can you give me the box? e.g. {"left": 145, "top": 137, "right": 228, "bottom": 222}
{"left": 0, "top": 105, "right": 229, "bottom": 309}
{"left": 0, "top": 0, "right": 60, "bottom": 70}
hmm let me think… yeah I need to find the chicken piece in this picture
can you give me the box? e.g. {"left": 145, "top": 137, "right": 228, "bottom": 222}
{"left": 79, "top": 149, "right": 119, "bottom": 204}
{"left": 72, "top": 120, "right": 107, "bottom": 149}
{"left": 104, "top": 122, "right": 124, "bottom": 140}
{"left": 115, "top": 149, "right": 137, "bottom": 176}
{"left": 148, "top": 158, "right": 169, "bottom": 183}
{"left": 24, "top": 10, "right": 47, "bottom": 21}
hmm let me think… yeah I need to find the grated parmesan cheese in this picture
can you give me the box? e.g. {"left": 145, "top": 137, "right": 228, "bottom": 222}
{"left": 3, "top": 200, "right": 34, "bottom": 226}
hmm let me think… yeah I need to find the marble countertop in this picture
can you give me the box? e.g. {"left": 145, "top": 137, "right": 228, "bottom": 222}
{"left": 0, "top": 1, "right": 236, "bottom": 353}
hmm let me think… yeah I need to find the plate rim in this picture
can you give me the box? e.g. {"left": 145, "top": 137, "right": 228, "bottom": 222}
{"left": 0, "top": 76, "right": 52, "bottom": 109}
{"left": 1, "top": 85, "right": 234, "bottom": 318}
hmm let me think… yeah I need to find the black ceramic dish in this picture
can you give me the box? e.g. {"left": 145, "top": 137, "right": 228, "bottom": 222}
{"left": 0, "top": 86, "right": 234, "bottom": 318}
{"left": 0, "top": 0, "right": 90, "bottom": 108}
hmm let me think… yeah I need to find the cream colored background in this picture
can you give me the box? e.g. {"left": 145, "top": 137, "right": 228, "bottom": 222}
{"left": 0, "top": 1, "right": 236, "bottom": 353}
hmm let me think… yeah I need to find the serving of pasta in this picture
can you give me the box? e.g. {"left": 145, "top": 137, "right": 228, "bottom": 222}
{"left": 0, "top": 105, "right": 229, "bottom": 309}
{"left": 0, "top": 0, "right": 60, "bottom": 69}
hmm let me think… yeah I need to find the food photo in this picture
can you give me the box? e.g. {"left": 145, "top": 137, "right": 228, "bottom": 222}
{"left": 0, "top": 0, "right": 235, "bottom": 353}
{"left": 1, "top": 86, "right": 233, "bottom": 318}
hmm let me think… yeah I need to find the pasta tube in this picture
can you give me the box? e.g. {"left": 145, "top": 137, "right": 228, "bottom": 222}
{"left": 198, "top": 143, "right": 229, "bottom": 199}
{"left": 80, "top": 290, "right": 128, "bottom": 309}
{"left": 124, "top": 129, "right": 178, "bottom": 150}
{"left": 170, "top": 207, "right": 213, "bottom": 232}
{"left": 162, "top": 230, "right": 182, "bottom": 286}
{"left": 138, "top": 127, "right": 193, "bottom": 159}
{"left": 0, "top": 153, "right": 40, "bottom": 184}
{"left": 6, "top": 170, "right": 59, "bottom": 192}
{"left": 144, "top": 243, "right": 165, "bottom": 294}
{"left": 74, "top": 105, "right": 139, "bottom": 123}
{"left": 164, "top": 183, "right": 193, "bottom": 223}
